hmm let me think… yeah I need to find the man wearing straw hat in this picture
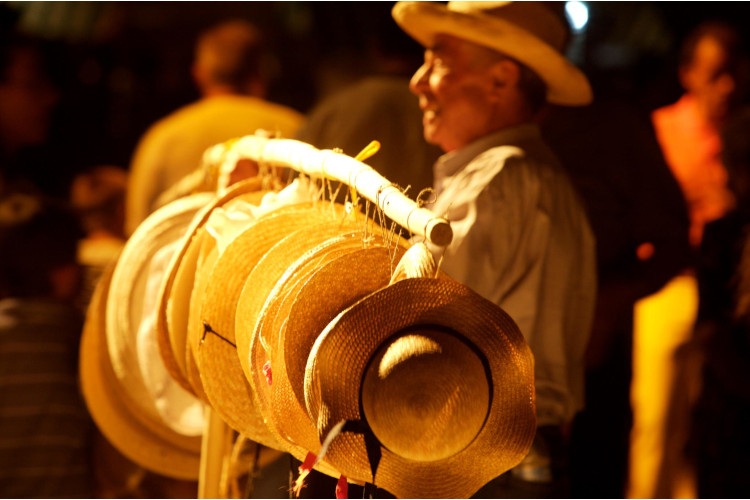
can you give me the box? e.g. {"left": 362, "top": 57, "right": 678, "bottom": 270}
{"left": 392, "top": 1, "right": 596, "bottom": 495}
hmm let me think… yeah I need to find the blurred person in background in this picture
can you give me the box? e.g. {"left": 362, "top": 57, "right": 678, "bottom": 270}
{"left": 125, "top": 18, "right": 303, "bottom": 235}
{"left": 681, "top": 106, "right": 750, "bottom": 499}
{"left": 70, "top": 165, "right": 128, "bottom": 311}
{"left": 0, "top": 192, "right": 92, "bottom": 498}
{"left": 296, "top": 4, "right": 442, "bottom": 196}
{"left": 629, "top": 20, "right": 747, "bottom": 499}
{"left": 0, "top": 32, "right": 59, "bottom": 195}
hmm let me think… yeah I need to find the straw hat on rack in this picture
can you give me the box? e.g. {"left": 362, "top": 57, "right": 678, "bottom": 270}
{"left": 184, "top": 227, "right": 220, "bottom": 404}
{"left": 194, "top": 201, "right": 357, "bottom": 445}
{"left": 105, "top": 191, "right": 214, "bottom": 433}
{"left": 304, "top": 277, "right": 536, "bottom": 498}
{"left": 154, "top": 178, "right": 266, "bottom": 396}
{"left": 392, "top": 0, "right": 592, "bottom": 106}
{"left": 181, "top": 177, "right": 320, "bottom": 406}
{"left": 242, "top": 241, "right": 407, "bottom": 465}
{"left": 80, "top": 266, "right": 202, "bottom": 479}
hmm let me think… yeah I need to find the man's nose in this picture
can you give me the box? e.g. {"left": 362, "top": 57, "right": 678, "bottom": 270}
{"left": 409, "top": 62, "right": 430, "bottom": 96}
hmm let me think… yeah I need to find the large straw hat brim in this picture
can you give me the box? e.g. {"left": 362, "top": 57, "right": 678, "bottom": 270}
{"left": 155, "top": 178, "right": 264, "bottom": 395}
{"left": 392, "top": 1, "right": 592, "bottom": 106}
{"left": 184, "top": 229, "right": 217, "bottom": 403}
{"left": 236, "top": 231, "right": 386, "bottom": 477}
{"left": 157, "top": 181, "right": 267, "bottom": 395}
{"left": 235, "top": 223, "right": 373, "bottom": 398}
{"left": 305, "top": 277, "right": 536, "bottom": 498}
{"left": 195, "top": 202, "right": 350, "bottom": 444}
{"left": 106, "top": 192, "right": 214, "bottom": 425}
{"left": 283, "top": 246, "right": 404, "bottom": 415}
{"left": 246, "top": 243, "right": 406, "bottom": 465}
{"left": 80, "top": 266, "right": 201, "bottom": 480}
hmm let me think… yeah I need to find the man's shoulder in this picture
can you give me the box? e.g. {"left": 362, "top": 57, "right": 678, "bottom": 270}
{"left": 475, "top": 140, "right": 582, "bottom": 206}
{"left": 205, "top": 95, "right": 304, "bottom": 124}
{"left": 141, "top": 97, "right": 303, "bottom": 142}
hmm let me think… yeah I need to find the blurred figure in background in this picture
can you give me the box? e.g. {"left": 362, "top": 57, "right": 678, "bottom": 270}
{"left": 0, "top": 32, "right": 59, "bottom": 194}
{"left": 70, "top": 165, "right": 128, "bottom": 311}
{"left": 629, "top": 21, "right": 746, "bottom": 499}
{"left": 125, "top": 19, "right": 303, "bottom": 235}
{"left": 682, "top": 106, "right": 750, "bottom": 499}
{"left": 296, "top": 5, "right": 442, "bottom": 195}
{"left": 652, "top": 21, "right": 740, "bottom": 248}
{"left": 0, "top": 192, "right": 92, "bottom": 498}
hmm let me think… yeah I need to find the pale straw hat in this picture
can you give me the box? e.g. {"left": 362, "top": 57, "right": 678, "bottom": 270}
{"left": 80, "top": 266, "right": 201, "bottom": 479}
{"left": 184, "top": 227, "right": 219, "bottom": 404}
{"left": 105, "top": 192, "right": 214, "bottom": 429}
{"left": 154, "top": 178, "right": 265, "bottom": 395}
{"left": 392, "top": 1, "right": 592, "bottom": 106}
{"left": 234, "top": 229, "right": 391, "bottom": 478}
{"left": 194, "top": 202, "right": 354, "bottom": 445}
{"left": 304, "top": 277, "right": 536, "bottom": 498}
{"left": 243, "top": 240, "right": 408, "bottom": 467}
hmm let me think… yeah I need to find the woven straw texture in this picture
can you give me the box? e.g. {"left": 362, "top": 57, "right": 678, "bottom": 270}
{"left": 236, "top": 232, "right": 391, "bottom": 476}
{"left": 156, "top": 183, "right": 266, "bottom": 395}
{"left": 195, "top": 202, "right": 351, "bottom": 444}
{"left": 305, "top": 277, "right": 536, "bottom": 498}
{"left": 255, "top": 242, "right": 407, "bottom": 464}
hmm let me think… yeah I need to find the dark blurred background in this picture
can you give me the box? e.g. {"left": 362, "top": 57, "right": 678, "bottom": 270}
{"left": 1, "top": 1, "right": 748, "bottom": 196}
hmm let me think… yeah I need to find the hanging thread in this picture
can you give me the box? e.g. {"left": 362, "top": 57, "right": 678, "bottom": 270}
{"left": 201, "top": 321, "right": 236, "bottom": 348}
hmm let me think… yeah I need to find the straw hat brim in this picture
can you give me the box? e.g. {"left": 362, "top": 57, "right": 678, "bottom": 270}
{"left": 155, "top": 178, "right": 264, "bottom": 395}
{"left": 392, "top": 1, "right": 592, "bottom": 106}
{"left": 236, "top": 231, "right": 389, "bottom": 477}
{"left": 305, "top": 277, "right": 536, "bottom": 498}
{"left": 184, "top": 228, "right": 217, "bottom": 404}
{"left": 195, "top": 202, "right": 350, "bottom": 444}
{"left": 80, "top": 266, "right": 201, "bottom": 480}
{"left": 106, "top": 192, "right": 214, "bottom": 425}
{"left": 246, "top": 242, "right": 406, "bottom": 465}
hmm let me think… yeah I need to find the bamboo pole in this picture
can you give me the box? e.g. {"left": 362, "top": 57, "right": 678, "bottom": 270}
{"left": 223, "top": 136, "right": 453, "bottom": 247}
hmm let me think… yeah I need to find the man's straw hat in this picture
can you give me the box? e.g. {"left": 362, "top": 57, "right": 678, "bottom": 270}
{"left": 80, "top": 266, "right": 201, "bottom": 479}
{"left": 392, "top": 1, "right": 592, "bottom": 106}
{"left": 305, "top": 277, "right": 536, "bottom": 498}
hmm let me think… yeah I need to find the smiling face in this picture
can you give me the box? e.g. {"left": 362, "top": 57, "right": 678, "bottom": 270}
{"left": 409, "top": 34, "right": 509, "bottom": 153}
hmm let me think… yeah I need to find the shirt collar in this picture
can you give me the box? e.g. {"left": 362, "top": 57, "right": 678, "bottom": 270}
{"left": 435, "top": 123, "right": 542, "bottom": 180}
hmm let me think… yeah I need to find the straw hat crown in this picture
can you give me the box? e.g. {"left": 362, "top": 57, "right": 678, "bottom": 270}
{"left": 392, "top": 0, "right": 592, "bottom": 105}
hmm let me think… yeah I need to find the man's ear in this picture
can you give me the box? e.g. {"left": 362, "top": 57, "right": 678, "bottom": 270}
{"left": 489, "top": 59, "right": 521, "bottom": 99}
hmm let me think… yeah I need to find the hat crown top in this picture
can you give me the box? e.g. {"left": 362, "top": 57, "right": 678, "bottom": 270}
{"left": 361, "top": 329, "right": 490, "bottom": 462}
{"left": 447, "top": 0, "right": 568, "bottom": 51}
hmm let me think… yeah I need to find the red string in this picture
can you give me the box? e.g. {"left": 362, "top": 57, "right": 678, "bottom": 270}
{"left": 292, "top": 452, "right": 317, "bottom": 497}
{"left": 336, "top": 475, "right": 348, "bottom": 499}
{"left": 262, "top": 360, "right": 272, "bottom": 386}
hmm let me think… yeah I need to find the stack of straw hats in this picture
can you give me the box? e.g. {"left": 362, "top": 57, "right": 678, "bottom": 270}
{"left": 80, "top": 137, "right": 536, "bottom": 498}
